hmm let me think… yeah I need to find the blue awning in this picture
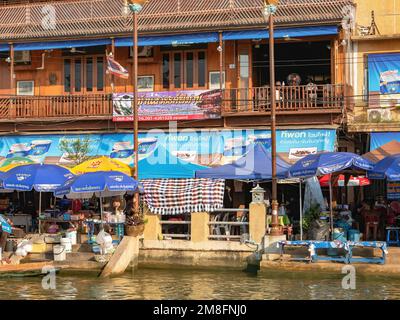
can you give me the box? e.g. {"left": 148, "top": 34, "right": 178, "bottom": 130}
{"left": 223, "top": 25, "right": 338, "bottom": 41}
{"left": 12, "top": 38, "right": 112, "bottom": 52}
{"left": 115, "top": 32, "right": 219, "bottom": 47}
{"left": 0, "top": 44, "right": 9, "bottom": 52}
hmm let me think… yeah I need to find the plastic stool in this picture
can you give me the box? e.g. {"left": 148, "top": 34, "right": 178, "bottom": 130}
{"left": 386, "top": 227, "right": 400, "bottom": 246}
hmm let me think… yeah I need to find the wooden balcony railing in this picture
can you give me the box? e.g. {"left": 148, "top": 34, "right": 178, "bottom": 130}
{"left": 222, "top": 84, "right": 348, "bottom": 114}
{"left": 0, "top": 94, "right": 112, "bottom": 120}
{"left": 0, "top": 84, "right": 350, "bottom": 122}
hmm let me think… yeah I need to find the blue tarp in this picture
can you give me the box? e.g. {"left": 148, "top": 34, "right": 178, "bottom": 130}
{"left": 288, "top": 152, "right": 375, "bottom": 179}
{"left": 0, "top": 44, "right": 9, "bottom": 52}
{"left": 368, "top": 154, "right": 400, "bottom": 181}
{"left": 138, "top": 146, "right": 208, "bottom": 179}
{"left": 12, "top": 38, "right": 112, "bottom": 52}
{"left": 115, "top": 32, "right": 219, "bottom": 47}
{"left": 223, "top": 25, "right": 338, "bottom": 41}
{"left": 1, "top": 26, "right": 336, "bottom": 52}
{"left": 195, "top": 143, "right": 290, "bottom": 180}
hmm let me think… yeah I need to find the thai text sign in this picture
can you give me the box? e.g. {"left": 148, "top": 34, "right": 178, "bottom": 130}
{"left": 112, "top": 89, "right": 222, "bottom": 122}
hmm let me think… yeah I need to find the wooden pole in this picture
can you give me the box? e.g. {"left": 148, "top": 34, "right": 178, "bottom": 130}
{"left": 218, "top": 31, "right": 223, "bottom": 91}
{"left": 268, "top": 10, "right": 281, "bottom": 236}
{"left": 329, "top": 175, "right": 334, "bottom": 240}
{"left": 9, "top": 43, "right": 14, "bottom": 94}
{"left": 133, "top": 10, "right": 140, "bottom": 211}
{"left": 299, "top": 180, "right": 303, "bottom": 240}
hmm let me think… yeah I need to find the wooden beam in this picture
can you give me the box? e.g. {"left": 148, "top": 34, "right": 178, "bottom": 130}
{"left": 99, "top": 236, "right": 139, "bottom": 278}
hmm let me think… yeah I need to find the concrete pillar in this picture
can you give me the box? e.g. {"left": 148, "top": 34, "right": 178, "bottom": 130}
{"left": 191, "top": 212, "right": 209, "bottom": 243}
{"left": 143, "top": 214, "right": 162, "bottom": 241}
{"left": 249, "top": 202, "right": 267, "bottom": 244}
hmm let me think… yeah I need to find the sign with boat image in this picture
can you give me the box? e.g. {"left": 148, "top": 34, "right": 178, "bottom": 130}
{"left": 0, "top": 129, "right": 335, "bottom": 176}
{"left": 367, "top": 53, "right": 400, "bottom": 123}
{"left": 112, "top": 89, "right": 222, "bottom": 122}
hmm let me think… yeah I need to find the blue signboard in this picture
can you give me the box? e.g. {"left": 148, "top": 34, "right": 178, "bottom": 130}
{"left": 370, "top": 132, "right": 400, "bottom": 151}
{"left": 368, "top": 53, "right": 400, "bottom": 107}
{"left": 0, "top": 129, "right": 336, "bottom": 178}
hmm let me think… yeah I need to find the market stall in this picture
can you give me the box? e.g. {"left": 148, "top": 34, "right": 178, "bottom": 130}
{"left": 288, "top": 152, "right": 374, "bottom": 240}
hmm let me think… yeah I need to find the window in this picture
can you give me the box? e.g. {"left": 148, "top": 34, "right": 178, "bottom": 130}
{"left": 174, "top": 53, "right": 182, "bottom": 89}
{"left": 17, "top": 81, "right": 34, "bottom": 96}
{"left": 162, "top": 50, "right": 207, "bottom": 90}
{"left": 198, "top": 51, "right": 206, "bottom": 87}
{"left": 74, "top": 59, "right": 82, "bottom": 92}
{"left": 162, "top": 54, "right": 170, "bottom": 89}
{"left": 138, "top": 75, "right": 154, "bottom": 92}
{"left": 97, "top": 57, "right": 104, "bottom": 91}
{"left": 209, "top": 71, "right": 225, "bottom": 90}
{"left": 64, "top": 59, "right": 71, "bottom": 93}
{"left": 86, "top": 58, "right": 93, "bottom": 92}
{"left": 186, "top": 52, "right": 194, "bottom": 88}
{"left": 63, "top": 56, "right": 105, "bottom": 93}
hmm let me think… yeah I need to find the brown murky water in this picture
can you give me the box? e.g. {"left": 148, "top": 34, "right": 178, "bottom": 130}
{"left": 0, "top": 268, "right": 399, "bottom": 300}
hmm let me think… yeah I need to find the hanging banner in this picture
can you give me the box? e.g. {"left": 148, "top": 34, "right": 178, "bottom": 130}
{"left": 388, "top": 182, "right": 400, "bottom": 200}
{"left": 367, "top": 53, "right": 400, "bottom": 123}
{"left": 366, "top": 132, "right": 400, "bottom": 163}
{"left": 0, "top": 129, "right": 336, "bottom": 178}
{"left": 112, "top": 89, "right": 222, "bottom": 122}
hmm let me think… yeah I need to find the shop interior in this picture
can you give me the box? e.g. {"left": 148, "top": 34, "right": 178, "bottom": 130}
{"left": 252, "top": 40, "right": 332, "bottom": 86}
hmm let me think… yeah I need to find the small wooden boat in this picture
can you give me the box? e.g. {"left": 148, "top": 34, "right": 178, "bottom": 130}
{"left": 0, "top": 262, "right": 59, "bottom": 277}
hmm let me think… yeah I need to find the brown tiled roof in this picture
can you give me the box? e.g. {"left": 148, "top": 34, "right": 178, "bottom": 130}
{"left": 0, "top": 0, "right": 354, "bottom": 41}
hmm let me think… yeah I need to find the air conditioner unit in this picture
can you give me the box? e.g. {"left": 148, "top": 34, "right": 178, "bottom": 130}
{"left": 130, "top": 46, "right": 153, "bottom": 58}
{"left": 367, "top": 108, "right": 392, "bottom": 122}
{"left": 14, "top": 50, "right": 31, "bottom": 63}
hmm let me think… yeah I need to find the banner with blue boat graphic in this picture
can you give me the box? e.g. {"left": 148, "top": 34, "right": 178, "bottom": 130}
{"left": 368, "top": 53, "right": 400, "bottom": 115}
{"left": 0, "top": 129, "right": 336, "bottom": 178}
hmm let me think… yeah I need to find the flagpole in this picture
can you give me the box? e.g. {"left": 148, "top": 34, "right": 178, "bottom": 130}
{"left": 111, "top": 38, "right": 116, "bottom": 94}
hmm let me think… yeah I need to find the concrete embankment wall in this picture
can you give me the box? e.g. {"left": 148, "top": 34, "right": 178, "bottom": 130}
{"left": 138, "top": 240, "right": 254, "bottom": 270}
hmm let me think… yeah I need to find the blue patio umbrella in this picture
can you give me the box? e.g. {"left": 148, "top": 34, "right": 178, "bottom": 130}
{"left": 55, "top": 171, "right": 140, "bottom": 227}
{"left": 368, "top": 154, "right": 400, "bottom": 181}
{"left": 195, "top": 143, "right": 290, "bottom": 180}
{"left": 287, "top": 152, "right": 374, "bottom": 179}
{"left": 1, "top": 164, "right": 74, "bottom": 216}
{"left": 2, "top": 164, "right": 74, "bottom": 192}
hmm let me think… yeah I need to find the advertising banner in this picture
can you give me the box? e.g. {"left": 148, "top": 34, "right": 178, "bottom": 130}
{"left": 367, "top": 53, "right": 400, "bottom": 123}
{"left": 370, "top": 132, "right": 400, "bottom": 151}
{"left": 0, "top": 129, "right": 336, "bottom": 178}
{"left": 388, "top": 182, "right": 400, "bottom": 200}
{"left": 112, "top": 89, "right": 222, "bottom": 122}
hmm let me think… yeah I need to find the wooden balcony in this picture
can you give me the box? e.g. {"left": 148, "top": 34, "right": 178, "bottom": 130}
{"left": 222, "top": 84, "right": 349, "bottom": 116}
{"left": 0, "top": 94, "right": 112, "bottom": 121}
{"left": 0, "top": 84, "right": 349, "bottom": 124}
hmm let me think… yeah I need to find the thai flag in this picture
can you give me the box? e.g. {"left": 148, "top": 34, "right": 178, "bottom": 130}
{"left": 107, "top": 55, "right": 129, "bottom": 79}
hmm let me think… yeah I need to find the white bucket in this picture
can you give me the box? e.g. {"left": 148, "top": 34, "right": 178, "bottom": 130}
{"left": 60, "top": 238, "right": 72, "bottom": 253}
{"left": 66, "top": 231, "right": 77, "bottom": 245}
{"left": 53, "top": 245, "right": 66, "bottom": 261}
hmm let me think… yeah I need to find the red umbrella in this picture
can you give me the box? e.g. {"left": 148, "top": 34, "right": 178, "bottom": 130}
{"left": 319, "top": 174, "right": 370, "bottom": 187}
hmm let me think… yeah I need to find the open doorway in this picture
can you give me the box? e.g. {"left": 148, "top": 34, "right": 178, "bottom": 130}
{"left": 252, "top": 40, "right": 332, "bottom": 87}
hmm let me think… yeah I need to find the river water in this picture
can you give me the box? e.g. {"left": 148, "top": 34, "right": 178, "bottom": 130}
{"left": 0, "top": 268, "right": 399, "bottom": 300}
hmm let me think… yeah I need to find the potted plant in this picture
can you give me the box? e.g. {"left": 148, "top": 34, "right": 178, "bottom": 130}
{"left": 125, "top": 208, "right": 147, "bottom": 237}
